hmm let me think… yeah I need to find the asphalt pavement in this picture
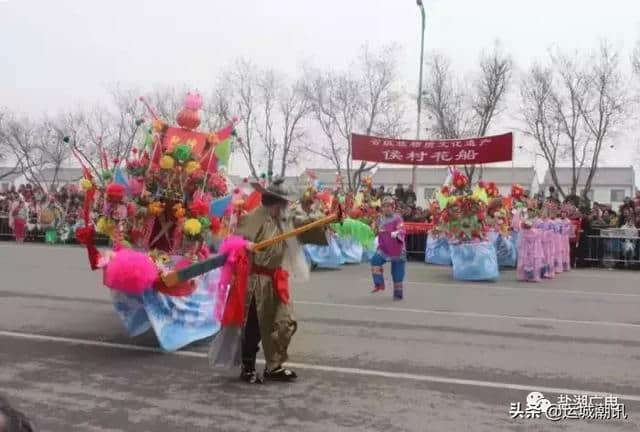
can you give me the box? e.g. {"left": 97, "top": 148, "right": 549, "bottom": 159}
{"left": 1, "top": 243, "right": 640, "bottom": 431}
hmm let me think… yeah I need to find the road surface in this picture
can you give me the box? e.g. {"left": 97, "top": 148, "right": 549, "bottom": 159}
{"left": 1, "top": 243, "right": 639, "bottom": 431}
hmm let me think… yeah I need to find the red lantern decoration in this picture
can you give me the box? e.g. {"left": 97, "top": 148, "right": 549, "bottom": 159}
{"left": 176, "top": 92, "right": 203, "bottom": 130}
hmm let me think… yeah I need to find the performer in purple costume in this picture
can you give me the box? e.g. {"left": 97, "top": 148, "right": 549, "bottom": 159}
{"left": 371, "top": 197, "right": 406, "bottom": 300}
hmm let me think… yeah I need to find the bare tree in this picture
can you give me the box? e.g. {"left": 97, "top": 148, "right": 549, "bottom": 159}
{"left": 203, "top": 86, "right": 233, "bottom": 131}
{"left": 255, "top": 69, "right": 280, "bottom": 178}
{"left": 219, "top": 60, "right": 310, "bottom": 179}
{"left": 221, "top": 59, "right": 260, "bottom": 178}
{"left": 422, "top": 45, "right": 513, "bottom": 180}
{"left": 548, "top": 50, "right": 591, "bottom": 196}
{"left": 277, "top": 79, "right": 312, "bottom": 177}
{"left": 520, "top": 43, "right": 630, "bottom": 199}
{"left": 304, "top": 44, "right": 408, "bottom": 191}
{"left": 0, "top": 109, "right": 22, "bottom": 180}
{"left": 421, "top": 54, "right": 472, "bottom": 140}
{"left": 578, "top": 42, "right": 629, "bottom": 196}
{"left": 0, "top": 110, "right": 73, "bottom": 190}
{"left": 144, "top": 85, "right": 185, "bottom": 122}
{"left": 519, "top": 64, "right": 564, "bottom": 194}
{"left": 62, "top": 87, "right": 146, "bottom": 183}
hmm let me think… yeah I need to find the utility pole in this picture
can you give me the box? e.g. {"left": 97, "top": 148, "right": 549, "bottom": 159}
{"left": 411, "top": 0, "right": 426, "bottom": 188}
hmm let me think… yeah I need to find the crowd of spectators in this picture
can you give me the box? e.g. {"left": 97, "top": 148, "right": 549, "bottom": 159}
{"left": 372, "top": 184, "right": 431, "bottom": 223}
{"left": 0, "top": 184, "right": 85, "bottom": 241}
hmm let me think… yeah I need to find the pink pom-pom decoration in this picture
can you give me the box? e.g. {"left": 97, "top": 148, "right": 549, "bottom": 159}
{"left": 184, "top": 92, "right": 203, "bottom": 110}
{"left": 104, "top": 249, "right": 158, "bottom": 295}
{"left": 218, "top": 235, "right": 248, "bottom": 257}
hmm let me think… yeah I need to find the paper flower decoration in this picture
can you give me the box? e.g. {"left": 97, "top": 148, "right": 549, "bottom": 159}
{"left": 153, "top": 119, "right": 168, "bottom": 133}
{"left": 486, "top": 182, "right": 500, "bottom": 197}
{"left": 198, "top": 216, "right": 211, "bottom": 230}
{"left": 106, "top": 183, "right": 125, "bottom": 203}
{"left": 96, "top": 217, "right": 116, "bottom": 237}
{"left": 173, "top": 203, "right": 186, "bottom": 219}
{"left": 452, "top": 171, "right": 468, "bottom": 190}
{"left": 127, "top": 202, "right": 138, "bottom": 218}
{"left": 159, "top": 155, "right": 175, "bottom": 170}
{"left": 173, "top": 144, "right": 192, "bottom": 162}
{"left": 185, "top": 160, "right": 200, "bottom": 175}
{"left": 209, "top": 217, "right": 221, "bottom": 234}
{"left": 183, "top": 218, "right": 202, "bottom": 236}
{"left": 148, "top": 201, "right": 165, "bottom": 216}
{"left": 511, "top": 184, "right": 524, "bottom": 200}
{"left": 79, "top": 178, "right": 93, "bottom": 191}
{"left": 189, "top": 197, "right": 209, "bottom": 217}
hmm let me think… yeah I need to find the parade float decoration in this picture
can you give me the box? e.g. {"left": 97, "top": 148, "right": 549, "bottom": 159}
{"left": 483, "top": 182, "right": 517, "bottom": 269}
{"left": 71, "top": 92, "right": 240, "bottom": 351}
{"left": 296, "top": 182, "right": 345, "bottom": 269}
{"left": 434, "top": 170, "right": 498, "bottom": 281}
{"left": 424, "top": 199, "right": 452, "bottom": 266}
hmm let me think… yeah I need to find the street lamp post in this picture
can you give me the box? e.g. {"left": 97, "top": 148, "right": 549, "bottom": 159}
{"left": 411, "top": 0, "right": 426, "bottom": 188}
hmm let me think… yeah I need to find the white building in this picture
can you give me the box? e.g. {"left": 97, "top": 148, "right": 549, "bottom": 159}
{"left": 541, "top": 166, "right": 636, "bottom": 208}
{"left": 372, "top": 167, "right": 539, "bottom": 208}
{"left": 39, "top": 168, "right": 84, "bottom": 188}
{"left": 0, "top": 166, "right": 84, "bottom": 190}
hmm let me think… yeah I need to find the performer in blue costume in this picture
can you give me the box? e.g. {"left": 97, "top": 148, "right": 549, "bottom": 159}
{"left": 371, "top": 197, "right": 406, "bottom": 300}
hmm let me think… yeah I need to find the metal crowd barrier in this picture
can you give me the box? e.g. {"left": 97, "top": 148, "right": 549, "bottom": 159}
{"left": 583, "top": 235, "right": 640, "bottom": 267}
{"left": 404, "top": 222, "right": 433, "bottom": 261}
{"left": 0, "top": 216, "right": 110, "bottom": 245}
{"left": 406, "top": 232, "right": 428, "bottom": 261}
{"left": 0, "top": 216, "right": 46, "bottom": 241}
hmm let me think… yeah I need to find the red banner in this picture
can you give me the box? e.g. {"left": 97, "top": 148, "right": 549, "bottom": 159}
{"left": 351, "top": 132, "right": 513, "bottom": 165}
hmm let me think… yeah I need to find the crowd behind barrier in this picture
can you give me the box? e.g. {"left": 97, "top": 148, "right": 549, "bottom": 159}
{"left": 4, "top": 182, "right": 640, "bottom": 271}
{"left": 0, "top": 183, "right": 111, "bottom": 245}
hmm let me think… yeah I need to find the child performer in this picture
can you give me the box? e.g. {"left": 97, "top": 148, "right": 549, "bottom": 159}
{"left": 371, "top": 197, "right": 406, "bottom": 300}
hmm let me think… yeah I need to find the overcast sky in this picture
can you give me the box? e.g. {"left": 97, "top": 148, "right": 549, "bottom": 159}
{"left": 1, "top": 0, "right": 639, "bottom": 174}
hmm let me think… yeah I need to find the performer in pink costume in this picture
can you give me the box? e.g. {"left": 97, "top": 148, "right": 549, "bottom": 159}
{"left": 537, "top": 219, "right": 555, "bottom": 279}
{"left": 516, "top": 222, "right": 544, "bottom": 282}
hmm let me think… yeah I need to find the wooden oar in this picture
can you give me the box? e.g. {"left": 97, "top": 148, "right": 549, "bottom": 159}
{"left": 161, "top": 212, "right": 339, "bottom": 287}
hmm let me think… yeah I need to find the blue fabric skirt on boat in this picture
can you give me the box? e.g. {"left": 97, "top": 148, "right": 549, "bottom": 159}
{"left": 304, "top": 237, "right": 344, "bottom": 268}
{"left": 425, "top": 235, "right": 452, "bottom": 266}
{"left": 450, "top": 241, "right": 499, "bottom": 281}
{"left": 111, "top": 267, "right": 221, "bottom": 352}
{"left": 335, "top": 236, "right": 364, "bottom": 264}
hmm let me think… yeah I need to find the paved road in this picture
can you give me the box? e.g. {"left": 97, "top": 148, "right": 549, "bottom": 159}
{"left": 1, "top": 243, "right": 639, "bottom": 431}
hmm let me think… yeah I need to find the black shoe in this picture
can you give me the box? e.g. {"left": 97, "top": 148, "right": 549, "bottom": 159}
{"left": 264, "top": 366, "right": 298, "bottom": 382}
{"left": 240, "top": 368, "right": 263, "bottom": 384}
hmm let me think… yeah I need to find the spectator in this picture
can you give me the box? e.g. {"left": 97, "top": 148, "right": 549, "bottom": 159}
{"left": 404, "top": 185, "right": 417, "bottom": 207}
{"left": 547, "top": 186, "right": 560, "bottom": 204}
{"left": 374, "top": 185, "right": 386, "bottom": 199}
{"left": 394, "top": 184, "right": 405, "bottom": 203}
{"left": 9, "top": 198, "right": 28, "bottom": 243}
{"left": 618, "top": 206, "right": 633, "bottom": 228}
